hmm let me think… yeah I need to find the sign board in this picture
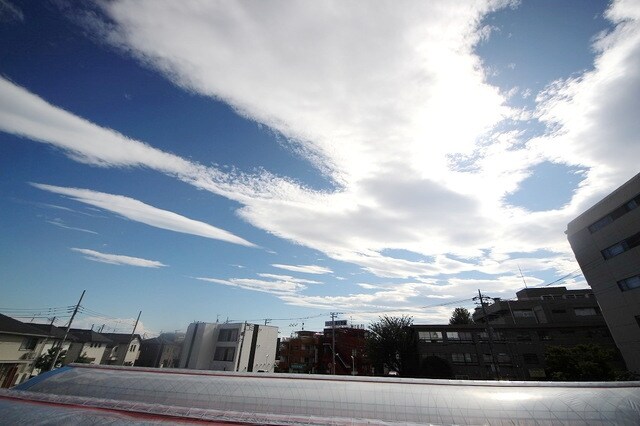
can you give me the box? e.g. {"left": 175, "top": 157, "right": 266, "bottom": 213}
{"left": 325, "top": 320, "right": 348, "bottom": 327}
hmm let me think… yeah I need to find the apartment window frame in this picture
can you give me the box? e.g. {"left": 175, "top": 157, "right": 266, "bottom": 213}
{"left": 588, "top": 193, "right": 640, "bottom": 233}
{"left": 214, "top": 346, "right": 236, "bottom": 362}
{"left": 20, "top": 337, "right": 38, "bottom": 350}
{"left": 574, "top": 307, "right": 599, "bottom": 316}
{"left": 418, "top": 331, "right": 443, "bottom": 342}
{"left": 618, "top": 274, "right": 640, "bottom": 292}
{"left": 218, "top": 329, "right": 239, "bottom": 342}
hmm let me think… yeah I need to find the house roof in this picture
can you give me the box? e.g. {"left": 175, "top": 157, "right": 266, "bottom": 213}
{"left": 68, "top": 329, "right": 113, "bottom": 344}
{"left": 100, "top": 333, "right": 142, "bottom": 345}
{"left": 29, "top": 323, "right": 79, "bottom": 342}
{"left": 0, "top": 314, "right": 49, "bottom": 337}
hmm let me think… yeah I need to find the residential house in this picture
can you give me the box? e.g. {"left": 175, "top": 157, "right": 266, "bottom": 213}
{"left": 65, "top": 329, "right": 112, "bottom": 365}
{"left": 0, "top": 314, "right": 48, "bottom": 387}
{"left": 28, "top": 323, "right": 78, "bottom": 374}
{"left": 136, "top": 332, "right": 184, "bottom": 368}
{"left": 99, "top": 333, "right": 142, "bottom": 366}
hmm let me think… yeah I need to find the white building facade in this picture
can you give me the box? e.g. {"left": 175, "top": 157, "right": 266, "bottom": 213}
{"left": 179, "top": 322, "right": 278, "bottom": 373}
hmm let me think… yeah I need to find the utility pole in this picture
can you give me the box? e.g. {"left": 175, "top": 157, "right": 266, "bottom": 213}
{"left": 330, "top": 312, "right": 338, "bottom": 375}
{"left": 121, "top": 311, "right": 142, "bottom": 366}
{"left": 50, "top": 290, "right": 85, "bottom": 370}
{"left": 474, "top": 289, "right": 501, "bottom": 380}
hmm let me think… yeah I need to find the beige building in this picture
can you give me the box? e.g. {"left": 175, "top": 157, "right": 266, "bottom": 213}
{"left": 99, "top": 333, "right": 141, "bottom": 366}
{"left": 567, "top": 172, "right": 640, "bottom": 372}
{"left": 65, "top": 329, "right": 112, "bottom": 365}
{"left": 0, "top": 314, "right": 48, "bottom": 387}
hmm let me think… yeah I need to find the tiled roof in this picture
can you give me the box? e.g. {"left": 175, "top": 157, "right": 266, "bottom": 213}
{"left": 68, "top": 329, "right": 113, "bottom": 344}
{"left": 29, "top": 323, "right": 79, "bottom": 341}
{"left": 0, "top": 314, "right": 49, "bottom": 337}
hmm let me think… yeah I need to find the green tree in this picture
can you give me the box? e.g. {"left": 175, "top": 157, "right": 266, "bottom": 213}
{"left": 545, "top": 344, "right": 615, "bottom": 381}
{"left": 449, "top": 307, "right": 473, "bottom": 325}
{"left": 365, "top": 316, "right": 417, "bottom": 376}
{"left": 34, "top": 347, "right": 66, "bottom": 372}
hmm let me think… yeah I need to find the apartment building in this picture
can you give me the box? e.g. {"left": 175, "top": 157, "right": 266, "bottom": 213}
{"left": 0, "top": 314, "right": 48, "bottom": 387}
{"left": 99, "top": 333, "right": 142, "bottom": 366}
{"left": 179, "top": 322, "right": 278, "bottom": 372}
{"left": 567, "top": 172, "right": 640, "bottom": 372}
{"left": 414, "top": 287, "right": 623, "bottom": 380}
{"left": 136, "top": 332, "right": 184, "bottom": 368}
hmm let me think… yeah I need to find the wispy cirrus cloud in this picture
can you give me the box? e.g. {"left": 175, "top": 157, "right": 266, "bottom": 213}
{"left": 71, "top": 248, "right": 166, "bottom": 268}
{"left": 32, "top": 183, "right": 256, "bottom": 247}
{"left": 47, "top": 218, "right": 97, "bottom": 235}
{"left": 196, "top": 276, "right": 307, "bottom": 295}
{"left": 271, "top": 264, "right": 333, "bottom": 275}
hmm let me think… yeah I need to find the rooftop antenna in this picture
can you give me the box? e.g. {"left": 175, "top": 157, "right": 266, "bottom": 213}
{"left": 518, "top": 265, "right": 528, "bottom": 288}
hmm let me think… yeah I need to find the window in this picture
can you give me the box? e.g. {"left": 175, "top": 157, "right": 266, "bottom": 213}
{"left": 497, "top": 353, "right": 511, "bottom": 364}
{"left": 513, "top": 309, "right": 535, "bottom": 317}
{"left": 451, "top": 353, "right": 477, "bottom": 364}
{"left": 523, "top": 353, "right": 539, "bottom": 364}
{"left": 20, "top": 337, "right": 38, "bottom": 350}
{"left": 129, "top": 345, "right": 137, "bottom": 352}
{"left": 602, "top": 231, "right": 640, "bottom": 260}
{"left": 589, "top": 215, "right": 613, "bottom": 233}
{"left": 218, "top": 329, "right": 239, "bottom": 342}
{"left": 589, "top": 193, "right": 640, "bottom": 233}
{"left": 446, "top": 331, "right": 473, "bottom": 341}
{"left": 214, "top": 347, "right": 236, "bottom": 361}
{"left": 418, "top": 331, "right": 442, "bottom": 342}
{"left": 574, "top": 307, "right": 599, "bottom": 316}
{"left": 618, "top": 275, "right": 640, "bottom": 292}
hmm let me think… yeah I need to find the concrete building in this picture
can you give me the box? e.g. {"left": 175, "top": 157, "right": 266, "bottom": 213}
{"left": 0, "top": 314, "right": 48, "bottom": 387}
{"left": 179, "top": 322, "right": 278, "bottom": 373}
{"left": 414, "top": 287, "right": 624, "bottom": 380}
{"left": 136, "top": 332, "right": 184, "bottom": 368}
{"left": 567, "top": 172, "right": 640, "bottom": 372}
{"left": 278, "top": 330, "right": 319, "bottom": 373}
{"left": 99, "top": 333, "right": 142, "bottom": 366}
{"left": 472, "top": 287, "right": 602, "bottom": 326}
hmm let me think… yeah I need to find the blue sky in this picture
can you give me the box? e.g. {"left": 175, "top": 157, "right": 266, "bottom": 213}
{"left": 1, "top": 0, "right": 639, "bottom": 337}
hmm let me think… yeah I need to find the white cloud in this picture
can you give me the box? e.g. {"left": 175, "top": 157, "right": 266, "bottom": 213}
{"left": 32, "top": 183, "right": 256, "bottom": 247}
{"left": 257, "top": 273, "right": 322, "bottom": 284}
{"left": 71, "top": 247, "right": 166, "bottom": 268}
{"left": 271, "top": 264, "right": 333, "bottom": 275}
{"left": 1, "top": 0, "right": 638, "bottom": 286}
{"left": 196, "top": 276, "right": 307, "bottom": 295}
{"left": 47, "top": 218, "right": 98, "bottom": 234}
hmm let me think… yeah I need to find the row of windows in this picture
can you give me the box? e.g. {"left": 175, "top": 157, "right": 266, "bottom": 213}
{"left": 419, "top": 327, "right": 604, "bottom": 343}
{"left": 213, "top": 346, "right": 236, "bottom": 362}
{"left": 218, "top": 329, "right": 239, "bottom": 342}
{"left": 588, "top": 193, "right": 640, "bottom": 233}
{"left": 447, "top": 352, "right": 537, "bottom": 365}
{"left": 89, "top": 343, "right": 102, "bottom": 348}
{"left": 601, "top": 231, "right": 640, "bottom": 260}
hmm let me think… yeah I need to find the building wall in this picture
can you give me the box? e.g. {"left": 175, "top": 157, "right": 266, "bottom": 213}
{"left": 413, "top": 323, "right": 623, "bottom": 380}
{"left": 180, "top": 323, "right": 278, "bottom": 372}
{"left": 567, "top": 173, "right": 640, "bottom": 372}
{"left": 0, "top": 333, "right": 43, "bottom": 387}
{"left": 66, "top": 342, "right": 107, "bottom": 365}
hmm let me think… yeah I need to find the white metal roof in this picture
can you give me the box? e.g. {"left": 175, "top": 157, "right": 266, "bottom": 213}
{"left": 1, "top": 364, "right": 639, "bottom": 425}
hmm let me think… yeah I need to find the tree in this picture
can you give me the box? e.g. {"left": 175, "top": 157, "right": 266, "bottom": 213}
{"left": 449, "top": 307, "right": 473, "bottom": 325}
{"left": 34, "top": 347, "right": 66, "bottom": 373}
{"left": 365, "top": 316, "right": 418, "bottom": 376}
{"left": 545, "top": 344, "right": 615, "bottom": 381}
